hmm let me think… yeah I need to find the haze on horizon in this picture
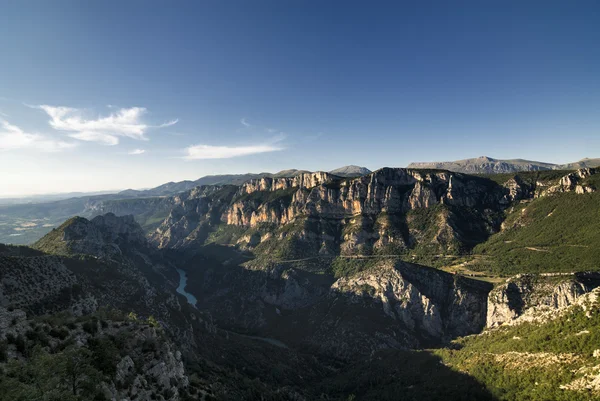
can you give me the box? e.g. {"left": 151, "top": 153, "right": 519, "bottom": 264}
{"left": 1, "top": 1, "right": 599, "bottom": 196}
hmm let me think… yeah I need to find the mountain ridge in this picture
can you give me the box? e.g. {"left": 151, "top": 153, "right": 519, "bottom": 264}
{"left": 408, "top": 155, "right": 600, "bottom": 174}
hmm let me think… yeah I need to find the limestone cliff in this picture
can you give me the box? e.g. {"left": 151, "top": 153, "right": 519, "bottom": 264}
{"left": 238, "top": 171, "right": 336, "bottom": 195}
{"left": 154, "top": 168, "right": 516, "bottom": 258}
{"left": 544, "top": 168, "right": 597, "bottom": 195}
{"left": 152, "top": 185, "right": 238, "bottom": 248}
{"left": 331, "top": 261, "right": 491, "bottom": 340}
{"left": 486, "top": 272, "right": 600, "bottom": 327}
{"left": 178, "top": 254, "right": 491, "bottom": 356}
{"left": 150, "top": 168, "right": 598, "bottom": 262}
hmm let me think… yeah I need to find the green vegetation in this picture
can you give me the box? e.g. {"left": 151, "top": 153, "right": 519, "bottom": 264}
{"left": 480, "top": 170, "right": 572, "bottom": 186}
{"left": 330, "top": 257, "right": 382, "bottom": 278}
{"left": 31, "top": 217, "right": 82, "bottom": 255}
{"left": 0, "top": 310, "right": 205, "bottom": 401}
{"left": 205, "top": 224, "right": 247, "bottom": 245}
{"left": 434, "top": 300, "right": 600, "bottom": 400}
{"left": 0, "top": 312, "right": 125, "bottom": 400}
{"left": 469, "top": 192, "right": 600, "bottom": 275}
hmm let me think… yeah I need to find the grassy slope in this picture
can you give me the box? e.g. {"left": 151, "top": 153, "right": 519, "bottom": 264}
{"left": 468, "top": 192, "right": 600, "bottom": 275}
{"left": 434, "top": 298, "right": 600, "bottom": 400}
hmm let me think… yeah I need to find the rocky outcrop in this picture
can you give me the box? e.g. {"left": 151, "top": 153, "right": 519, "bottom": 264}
{"left": 486, "top": 272, "right": 600, "bottom": 327}
{"left": 0, "top": 307, "right": 193, "bottom": 401}
{"left": 104, "top": 326, "right": 189, "bottom": 401}
{"left": 238, "top": 171, "right": 336, "bottom": 195}
{"left": 544, "top": 168, "right": 597, "bottom": 195}
{"left": 206, "top": 168, "right": 508, "bottom": 258}
{"left": 152, "top": 185, "right": 238, "bottom": 248}
{"left": 182, "top": 255, "right": 492, "bottom": 356}
{"left": 226, "top": 168, "right": 510, "bottom": 228}
{"left": 332, "top": 261, "right": 491, "bottom": 340}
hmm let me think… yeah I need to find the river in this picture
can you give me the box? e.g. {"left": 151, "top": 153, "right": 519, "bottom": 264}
{"left": 176, "top": 268, "right": 198, "bottom": 307}
{"left": 176, "top": 268, "right": 287, "bottom": 348}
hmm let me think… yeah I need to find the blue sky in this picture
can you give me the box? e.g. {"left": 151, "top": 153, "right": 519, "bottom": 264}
{"left": 1, "top": 1, "right": 599, "bottom": 196}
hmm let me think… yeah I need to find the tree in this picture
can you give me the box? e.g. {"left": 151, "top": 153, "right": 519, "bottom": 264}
{"left": 59, "top": 346, "right": 99, "bottom": 396}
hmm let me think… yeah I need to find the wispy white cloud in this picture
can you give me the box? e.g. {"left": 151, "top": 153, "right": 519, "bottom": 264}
{"left": 128, "top": 149, "right": 146, "bottom": 155}
{"left": 155, "top": 119, "right": 179, "bottom": 128}
{"left": 36, "top": 105, "right": 177, "bottom": 145}
{"left": 240, "top": 118, "right": 251, "bottom": 127}
{"left": 0, "top": 119, "right": 76, "bottom": 152}
{"left": 183, "top": 138, "right": 284, "bottom": 160}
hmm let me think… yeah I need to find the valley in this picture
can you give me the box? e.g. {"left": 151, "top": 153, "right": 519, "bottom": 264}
{"left": 3, "top": 2, "right": 598, "bottom": 399}
{"left": 1, "top": 165, "right": 599, "bottom": 400}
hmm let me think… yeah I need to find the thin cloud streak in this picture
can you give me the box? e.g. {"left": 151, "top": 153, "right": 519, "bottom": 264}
{"left": 183, "top": 143, "right": 283, "bottom": 160}
{"left": 0, "top": 119, "right": 76, "bottom": 152}
{"left": 128, "top": 149, "right": 146, "bottom": 155}
{"left": 36, "top": 105, "right": 177, "bottom": 145}
{"left": 241, "top": 118, "right": 251, "bottom": 127}
{"left": 155, "top": 119, "right": 179, "bottom": 128}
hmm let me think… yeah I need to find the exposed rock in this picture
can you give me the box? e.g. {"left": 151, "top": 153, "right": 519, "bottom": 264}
{"left": 238, "top": 171, "right": 336, "bottom": 195}
{"left": 486, "top": 272, "right": 600, "bottom": 327}
{"left": 545, "top": 168, "right": 597, "bottom": 195}
{"left": 331, "top": 261, "right": 491, "bottom": 340}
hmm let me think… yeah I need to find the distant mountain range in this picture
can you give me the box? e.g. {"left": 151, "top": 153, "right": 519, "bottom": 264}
{"left": 407, "top": 156, "right": 600, "bottom": 174}
{"left": 3, "top": 157, "right": 600, "bottom": 245}
{"left": 329, "top": 165, "right": 372, "bottom": 177}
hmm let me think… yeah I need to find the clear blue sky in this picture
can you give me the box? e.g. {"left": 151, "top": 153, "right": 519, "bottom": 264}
{"left": 1, "top": 0, "right": 599, "bottom": 195}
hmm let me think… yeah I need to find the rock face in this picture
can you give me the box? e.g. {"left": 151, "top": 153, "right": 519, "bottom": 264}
{"left": 486, "top": 272, "right": 600, "bottom": 327}
{"left": 238, "top": 171, "right": 336, "bottom": 195}
{"left": 0, "top": 305, "right": 192, "bottom": 401}
{"left": 152, "top": 185, "right": 238, "bottom": 248}
{"left": 180, "top": 255, "right": 490, "bottom": 356}
{"left": 544, "top": 168, "right": 597, "bottom": 195}
{"left": 153, "top": 168, "right": 514, "bottom": 256}
{"left": 152, "top": 168, "right": 598, "bottom": 259}
{"left": 332, "top": 262, "right": 492, "bottom": 340}
{"left": 104, "top": 326, "right": 189, "bottom": 401}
